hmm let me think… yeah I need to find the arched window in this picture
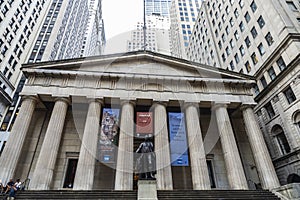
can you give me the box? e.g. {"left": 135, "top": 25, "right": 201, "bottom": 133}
{"left": 272, "top": 125, "right": 291, "bottom": 155}
{"left": 293, "top": 111, "right": 300, "bottom": 132}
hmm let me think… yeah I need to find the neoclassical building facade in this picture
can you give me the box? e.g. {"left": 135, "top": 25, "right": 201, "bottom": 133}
{"left": 0, "top": 51, "right": 280, "bottom": 191}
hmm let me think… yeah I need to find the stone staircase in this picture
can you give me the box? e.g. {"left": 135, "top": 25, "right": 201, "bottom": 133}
{"left": 13, "top": 190, "right": 137, "bottom": 200}
{"left": 4, "top": 189, "right": 281, "bottom": 200}
{"left": 157, "top": 190, "right": 281, "bottom": 200}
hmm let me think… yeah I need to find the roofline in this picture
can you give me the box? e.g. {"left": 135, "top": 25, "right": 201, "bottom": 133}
{"left": 21, "top": 50, "right": 255, "bottom": 80}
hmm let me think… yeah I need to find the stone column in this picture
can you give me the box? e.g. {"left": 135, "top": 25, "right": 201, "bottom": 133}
{"left": 241, "top": 105, "right": 280, "bottom": 189}
{"left": 73, "top": 99, "right": 103, "bottom": 190}
{"left": 212, "top": 103, "right": 248, "bottom": 189}
{"left": 115, "top": 100, "right": 135, "bottom": 190}
{"left": 185, "top": 103, "right": 211, "bottom": 190}
{"left": 154, "top": 102, "right": 173, "bottom": 190}
{"left": 30, "top": 97, "right": 70, "bottom": 190}
{"left": 0, "top": 95, "right": 39, "bottom": 183}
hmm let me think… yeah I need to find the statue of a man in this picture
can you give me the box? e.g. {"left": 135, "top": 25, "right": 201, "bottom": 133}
{"left": 135, "top": 136, "right": 156, "bottom": 180}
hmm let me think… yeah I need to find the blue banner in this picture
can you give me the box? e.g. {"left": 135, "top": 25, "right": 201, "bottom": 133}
{"left": 168, "top": 112, "right": 189, "bottom": 166}
{"left": 99, "top": 108, "right": 120, "bottom": 163}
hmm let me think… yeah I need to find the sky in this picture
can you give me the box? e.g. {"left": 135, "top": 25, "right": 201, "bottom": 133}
{"left": 102, "top": 0, "right": 144, "bottom": 39}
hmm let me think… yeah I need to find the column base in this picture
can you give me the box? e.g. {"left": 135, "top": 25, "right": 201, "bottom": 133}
{"left": 138, "top": 180, "right": 158, "bottom": 200}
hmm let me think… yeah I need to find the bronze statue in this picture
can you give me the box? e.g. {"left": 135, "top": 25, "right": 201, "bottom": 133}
{"left": 135, "top": 136, "right": 156, "bottom": 180}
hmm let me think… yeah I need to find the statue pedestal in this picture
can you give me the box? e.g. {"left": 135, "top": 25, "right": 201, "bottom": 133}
{"left": 138, "top": 180, "right": 157, "bottom": 200}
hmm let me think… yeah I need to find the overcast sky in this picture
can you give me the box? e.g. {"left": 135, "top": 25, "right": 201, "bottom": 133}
{"left": 102, "top": 0, "right": 144, "bottom": 39}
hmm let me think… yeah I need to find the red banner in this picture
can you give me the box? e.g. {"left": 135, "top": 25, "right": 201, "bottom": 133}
{"left": 136, "top": 112, "right": 153, "bottom": 134}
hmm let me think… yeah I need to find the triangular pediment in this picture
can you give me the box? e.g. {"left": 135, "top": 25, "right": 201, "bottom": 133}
{"left": 22, "top": 51, "right": 254, "bottom": 83}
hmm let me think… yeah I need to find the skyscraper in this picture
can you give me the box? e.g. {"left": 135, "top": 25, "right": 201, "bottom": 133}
{"left": 186, "top": 0, "right": 300, "bottom": 186}
{"left": 169, "top": 0, "right": 202, "bottom": 58}
{"left": 0, "top": 0, "right": 105, "bottom": 152}
{"left": 145, "top": 0, "right": 172, "bottom": 17}
{"left": 127, "top": 14, "right": 171, "bottom": 55}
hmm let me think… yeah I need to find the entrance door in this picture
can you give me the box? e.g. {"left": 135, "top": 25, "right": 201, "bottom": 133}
{"left": 63, "top": 159, "right": 78, "bottom": 188}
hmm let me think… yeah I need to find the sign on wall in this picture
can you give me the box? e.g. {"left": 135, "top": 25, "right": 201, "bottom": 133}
{"left": 99, "top": 108, "right": 120, "bottom": 163}
{"left": 168, "top": 112, "right": 189, "bottom": 166}
{"left": 136, "top": 112, "right": 153, "bottom": 136}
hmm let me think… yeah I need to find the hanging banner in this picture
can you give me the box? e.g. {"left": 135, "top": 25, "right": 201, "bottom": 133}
{"left": 99, "top": 108, "right": 120, "bottom": 163}
{"left": 136, "top": 112, "right": 153, "bottom": 136}
{"left": 168, "top": 112, "right": 189, "bottom": 166}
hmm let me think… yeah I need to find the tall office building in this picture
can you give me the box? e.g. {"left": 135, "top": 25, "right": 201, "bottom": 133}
{"left": 187, "top": 0, "right": 300, "bottom": 186}
{"left": 169, "top": 0, "right": 202, "bottom": 58}
{"left": 127, "top": 14, "right": 171, "bottom": 55}
{"left": 0, "top": 0, "right": 48, "bottom": 120}
{"left": 0, "top": 0, "right": 105, "bottom": 153}
{"left": 145, "top": 0, "right": 172, "bottom": 17}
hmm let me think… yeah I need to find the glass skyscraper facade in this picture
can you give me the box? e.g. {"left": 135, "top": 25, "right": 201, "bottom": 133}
{"left": 145, "top": 0, "right": 172, "bottom": 17}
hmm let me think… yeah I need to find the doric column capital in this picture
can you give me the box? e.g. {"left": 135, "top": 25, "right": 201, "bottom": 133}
{"left": 211, "top": 102, "right": 229, "bottom": 111}
{"left": 240, "top": 104, "right": 255, "bottom": 111}
{"left": 21, "top": 95, "right": 40, "bottom": 103}
{"left": 120, "top": 99, "right": 136, "bottom": 107}
{"left": 54, "top": 97, "right": 71, "bottom": 105}
{"left": 153, "top": 101, "right": 168, "bottom": 107}
{"left": 87, "top": 98, "right": 104, "bottom": 105}
{"left": 184, "top": 102, "right": 199, "bottom": 110}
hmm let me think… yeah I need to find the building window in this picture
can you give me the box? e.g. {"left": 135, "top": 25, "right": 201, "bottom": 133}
{"left": 218, "top": 41, "right": 222, "bottom": 49}
{"left": 245, "top": 37, "right": 251, "bottom": 48}
{"left": 234, "top": 54, "right": 240, "bottom": 63}
{"left": 230, "top": 39, "right": 235, "bottom": 48}
{"left": 229, "top": 18, "right": 234, "bottom": 27}
{"left": 226, "top": 47, "right": 231, "bottom": 56}
{"left": 258, "top": 43, "right": 265, "bottom": 56}
{"left": 245, "top": 12, "right": 251, "bottom": 23}
{"left": 268, "top": 67, "right": 276, "bottom": 80}
{"left": 239, "top": 45, "right": 245, "bottom": 56}
{"left": 230, "top": 61, "right": 235, "bottom": 70}
{"left": 239, "top": 22, "right": 245, "bottom": 32}
{"left": 276, "top": 57, "right": 287, "bottom": 71}
{"left": 283, "top": 86, "right": 296, "bottom": 104}
{"left": 251, "top": 27, "right": 258, "bottom": 38}
{"left": 245, "top": 61, "right": 251, "bottom": 73}
{"left": 222, "top": 53, "right": 226, "bottom": 62}
{"left": 253, "top": 84, "right": 260, "bottom": 95}
{"left": 250, "top": 1, "right": 257, "bottom": 12}
{"left": 234, "top": 9, "right": 239, "bottom": 18}
{"left": 260, "top": 76, "right": 267, "bottom": 88}
{"left": 265, "top": 32, "right": 274, "bottom": 46}
{"left": 232, "top": 31, "right": 239, "bottom": 42}
{"left": 257, "top": 16, "right": 265, "bottom": 28}
{"left": 225, "top": 26, "right": 230, "bottom": 35}
{"left": 265, "top": 102, "right": 275, "bottom": 118}
{"left": 293, "top": 112, "right": 300, "bottom": 131}
{"left": 286, "top": 1, "right": 298, "bottom": 11}
{"left": 239, "top": 0, "right": 244, "bottom": 8}
{"left": 222, "top": 34, "right": 226, "bottom": 42}
{"left": 272, "top": 125, "right": 291, "bottom": 154}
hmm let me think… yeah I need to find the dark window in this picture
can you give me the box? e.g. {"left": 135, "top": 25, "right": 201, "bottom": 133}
{"left": 286, "top": 1, "right": 298, "bottom": 11}
{"left": 207, "top": 160, "right": 216, "bottom": 188}
{"left": 253, "top": 84, "right": 260, "bottom": 95}
{"left": 257, "top": 16, "right": 265, "bottom": 28}
{"left": 250, "top": 1, "right": 257, "bottom": 12}
{"left": 258, "top": 43, "right": 265, "bottom": 56}
{"left": 245, "top": 12, "right": 251, "bottom": 23}
{"left": 63, "top": 159, "right": 78, "bottom": 188}
{"left": 260, "top": 76, "right": 267, "bottom": 88}
{"left": 272, "top": 125, "right": 291, "bottom": 154}
{"left": 265, "top": 102, "right": 275, "bottom": 118}
{"left": 245, "top": 37, "right": 251, "bottom": 48}
{"left": 268, "top": 67, "right": 276, "bottom": 80}
{"left": 245, "top": 61, "right": 251, "bottom": 73}
{"left": 251, "top": 27, "right": 258, "bottom": 38}
{"left": 239, "top": 22, "right": 245, "bottom": 32}
{"left": 234, "top": 54, "right": 240, "bottom": 63}
{"left": 277, "top": 57, "right": 287, "bottom": 71}
{"left": 251, "top": 52, "right": 258, "bottom": 65}
{"left": 230, "top": 61, "right": 235, "bottom": 70}
{"left": 283, "top": 87, "right": 296, "bottom": 104}
{"left": 239, "top": 45, "right": 245, "bottom": 56}
{"left": 265, "top": 32, "right": 274, "bottom": 46}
